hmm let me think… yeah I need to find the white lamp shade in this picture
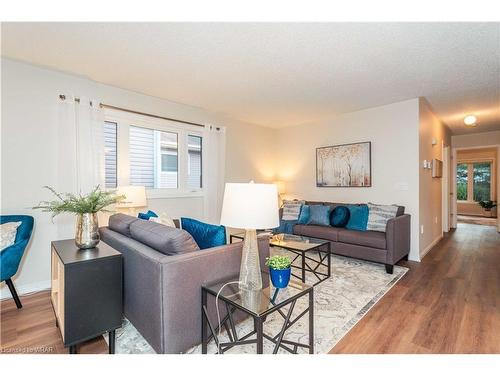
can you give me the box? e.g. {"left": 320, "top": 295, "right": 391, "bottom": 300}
{"left": 116, "top": 186, "right": 147, "bottom": 208}
{"left": 220, "top": 183, "right": 279, "bottom": 229}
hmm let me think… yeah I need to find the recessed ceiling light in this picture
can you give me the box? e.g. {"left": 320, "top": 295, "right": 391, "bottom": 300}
{"left": 464, "top": 115, "right": 477, "bottom": 126}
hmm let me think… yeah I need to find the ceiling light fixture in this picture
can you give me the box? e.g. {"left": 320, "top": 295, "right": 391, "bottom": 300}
{"left": 464, "top": 115, "right": 477, "bottom": 127}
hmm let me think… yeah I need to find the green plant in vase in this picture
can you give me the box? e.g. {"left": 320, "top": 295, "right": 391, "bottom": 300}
{"left": 266, "top": 255, "right": 292, "bottom": 288}
{"left": 33, "top": 185, "right": 125, "bottom": 249}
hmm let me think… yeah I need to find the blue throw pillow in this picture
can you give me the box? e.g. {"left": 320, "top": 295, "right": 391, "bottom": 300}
{"left": 275, "top": 220, "right": 296, "bottom": 234}
{"left": 346, "top": 205, "right": 369, "bottom": 231}
{"left": 180, "top": 217, "right": 226, "bottom": 250}
{"left": 138, "top": 210, "right": 158, "bottom": 220}
{"left": 307, "top": 205, "right": 331, "bottom": 226}
{"left": 331, "top": 206, "right": 350, "bottom": 227}
{"left": 297, "top": 205, "right": 310, "bottom": 224}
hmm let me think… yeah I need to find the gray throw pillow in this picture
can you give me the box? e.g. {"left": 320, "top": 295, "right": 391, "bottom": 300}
{"left": 366, "top": 203, "right": 399, "bottom": 232}
{"left": 282, "top": 199, "right": 305, "bottom": 220}
{"left": 130, "top": 219, "right": 200, "bottom": 255}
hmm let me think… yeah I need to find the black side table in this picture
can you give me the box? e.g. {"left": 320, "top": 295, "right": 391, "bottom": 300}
{"left": 201, "top": 273, "right": 314, "bottom": 354}
{"left": 51, "top": 239, "right": 123, "bottom": 354}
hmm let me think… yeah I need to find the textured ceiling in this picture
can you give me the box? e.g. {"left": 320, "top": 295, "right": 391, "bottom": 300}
{"left": 2, "top": 22, "right": 499, "bottom": 134}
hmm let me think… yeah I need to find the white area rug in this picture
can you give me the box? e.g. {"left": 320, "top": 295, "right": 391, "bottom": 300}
{"left": 112, "top": 253, "right": 408, "bottom": 354}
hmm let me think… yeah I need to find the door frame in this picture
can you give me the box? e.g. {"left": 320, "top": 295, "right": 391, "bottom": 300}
{"left": 451, "top": 144, "right": 500, "bottom": 232}
{"left": 442, "top": 143, "right": 450, "bottom": 232}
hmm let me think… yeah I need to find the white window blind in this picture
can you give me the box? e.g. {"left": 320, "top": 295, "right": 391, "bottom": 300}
{"left": 104, "top": 121, "right": 117, "bottom": 188}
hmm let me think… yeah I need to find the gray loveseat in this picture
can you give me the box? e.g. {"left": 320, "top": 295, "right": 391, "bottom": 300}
{"left": 99, "top": 213, "right": 270, "bottom": 353}
{"left": 290, "top": 201, "right": 410, "bottom": 273}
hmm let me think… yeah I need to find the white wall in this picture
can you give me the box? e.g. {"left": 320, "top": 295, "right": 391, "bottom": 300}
{"left": 418, "top": 98, "right": 451, "bottom": 258}
{"left": 274, "top": 99, "right": 421, "bottom": 260}
{"left": 0, "top": 58, "right": 275, "bottom": 297}
{"left": 452, "top": 130, "right": 500, "bottom": 148}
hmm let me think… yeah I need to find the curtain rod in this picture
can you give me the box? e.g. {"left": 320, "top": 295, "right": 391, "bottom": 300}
{"left": 59, "top": 94, "right": 210, "bottom": 129}
{"left": 99, "top": 103, "right": 206, "bottom": 128}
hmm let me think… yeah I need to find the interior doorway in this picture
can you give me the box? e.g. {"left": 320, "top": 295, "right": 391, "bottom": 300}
{"left": 451, "top": 145, "right": 499, "bottom": 230}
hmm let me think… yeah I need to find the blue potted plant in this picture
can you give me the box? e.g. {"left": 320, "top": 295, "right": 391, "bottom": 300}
{"left": 266, "top": 255, "right": 292, "bottom": 288}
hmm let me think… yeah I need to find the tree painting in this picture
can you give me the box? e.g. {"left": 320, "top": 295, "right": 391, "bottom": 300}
{"left": 316, "top": 142, "right": 371, "bottom": 187}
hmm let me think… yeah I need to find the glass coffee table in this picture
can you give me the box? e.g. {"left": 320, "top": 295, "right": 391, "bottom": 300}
{"left": 201, "top": 272, "right": 314, "bottom": 354}
{"left": 230, "top": 233, "right": 331, "bottom": 286}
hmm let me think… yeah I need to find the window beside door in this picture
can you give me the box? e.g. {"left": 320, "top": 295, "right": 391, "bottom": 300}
{"left": 456, "top": 161, "right": 492, "bottom": 202}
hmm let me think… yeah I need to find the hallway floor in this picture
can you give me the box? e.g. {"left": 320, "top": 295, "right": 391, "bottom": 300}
{"left": 331, "top": 223, "right": 500, "bottom": 353}
{"left": 457, "top": 214, "right": 497, "bottom": 227}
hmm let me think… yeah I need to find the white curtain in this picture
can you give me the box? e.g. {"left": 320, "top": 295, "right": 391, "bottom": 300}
{"left": 203, "top": 125, "right": 226, "bottom": 224}
{"left": 58, "top": 96, "right": 105, "bottom": 195}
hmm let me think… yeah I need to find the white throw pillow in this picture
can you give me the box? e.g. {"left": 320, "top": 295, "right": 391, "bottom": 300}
{"left": 282, "top": 200, "right": 305, "bottom": 221}
{"left": 149, "top": 212, "right": 176, "bottom": 228}
{"left": 366, "top": 203, "right": 399, "bottom": 232}
{"left": 0, "top": 221, "right": 22, "bottom": 250}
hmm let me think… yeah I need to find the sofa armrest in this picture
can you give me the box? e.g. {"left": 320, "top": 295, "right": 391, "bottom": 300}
{"left": 159, "top": 238, "right": 270, "bottom": 353}
{"left": 385, "top": 214, "right": 411, "bottom": 265}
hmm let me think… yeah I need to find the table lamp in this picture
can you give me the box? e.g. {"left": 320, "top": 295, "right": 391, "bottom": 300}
{"left": 115, "top": 185, "right": 147, "bottom": 215}
{"left": 220, "top": 182, "right": 279, "bottom": 291}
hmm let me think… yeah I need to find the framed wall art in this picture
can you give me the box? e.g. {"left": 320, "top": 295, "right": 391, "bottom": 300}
{"left": 316, "top": 141, "right": 371, "bottom": 187}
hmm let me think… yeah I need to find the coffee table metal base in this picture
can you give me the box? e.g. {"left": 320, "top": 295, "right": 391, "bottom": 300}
{"left": 201, "top": 288, "right": 314, "bottom": 354}
{"left": 286, "top": 242, "right": 331, "bottom": 285}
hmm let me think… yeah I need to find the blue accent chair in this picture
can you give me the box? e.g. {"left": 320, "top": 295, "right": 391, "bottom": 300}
{"left": 1, "top": 215, "right": 34, "bottom": 308}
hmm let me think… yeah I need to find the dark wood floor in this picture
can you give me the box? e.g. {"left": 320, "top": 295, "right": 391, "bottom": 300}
{"left": 331, "top": 223, "right": 500, "bottom": 353}
{"left": 0, "top": 291, "right": 108, "bottom": 354}
{"left": 1, "top": 223, "right": 499, "bottom": 354}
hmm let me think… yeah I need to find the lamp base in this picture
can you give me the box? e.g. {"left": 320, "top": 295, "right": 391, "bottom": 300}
{"left": 239, "top": 229, "right": 263, "bottom": 291}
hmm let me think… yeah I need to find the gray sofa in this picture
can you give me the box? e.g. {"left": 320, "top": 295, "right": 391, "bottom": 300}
{"left": 290, "top": 201, "right": 410, "bottom": 273}
{"left": 99, "top": 213, "right": 270, "bottom": 353}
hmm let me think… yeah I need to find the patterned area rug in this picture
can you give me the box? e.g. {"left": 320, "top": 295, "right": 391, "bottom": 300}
{"left": 111, "top": 253, "right": 408, "bottom": 354}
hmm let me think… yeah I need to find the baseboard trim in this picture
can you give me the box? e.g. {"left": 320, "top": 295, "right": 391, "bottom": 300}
{"left": 0, "top": 280, "right": 51, "bottom": 300}
{"left": 420, "top": 234, "right": 443, "bottom": 260}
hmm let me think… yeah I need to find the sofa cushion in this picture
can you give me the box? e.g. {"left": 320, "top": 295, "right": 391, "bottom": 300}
{"left": 297, "top": 205, "right": 310, "bottom": 224}
{"left": 293, "top": 224, "right": 344, "bottom": 242}
{"left": 338, "top": 229, "right": 386, "bottom": 250}
{"left": 180, "top": 217, "right": 226, "bottom": 250}
{"left": 138, "top": 210, "right": 158, "bottom": 220}
{"left": 366, "top": 203, "right": 399, "bottom": 232}
{"left": 282, "top": 200, "right": 304, "bottom": 220}
{"left": 307, "top": 205, "right": 331, "bottom": 226}
{"left": 330, "top": 206, "right": 350, "bottom": 227}
{"left": 108, "top": 213, "right": 139, "bottom": 237}
{"left": 396, "top": 206, "right": 405, "bottom": 216}
{"left": 130, "top": 219, "right": 199, "bottom": 255}
{"left": 346, "top": 204, "right": 369, "bottom": 231}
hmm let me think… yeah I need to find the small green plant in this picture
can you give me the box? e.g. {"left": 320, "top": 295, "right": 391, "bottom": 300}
{"left": 33, "top": 185, "right": 125, "bottom": 219}
{"left": 265, "top": 255, "right": 292, "bottom": 270}
{"left": 478, "top": 200, "right": 497, "bottom": 211}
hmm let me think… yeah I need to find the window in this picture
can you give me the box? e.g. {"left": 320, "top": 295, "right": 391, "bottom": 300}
{"left": 457, "top": 161, "right": 492, "bottom": 202}
{"left": 104, "top": 111, "right": 203, "bottom": 196}
{"left": 456, "top": 163, "right": 468, "bottom": 201}
{"left": 188, "top": 135, "right": 202, "bottom": 189}
{"left": 129, "top": 126, "right": 179, "bottom": 189}
{"left": 473, "top": 162, "right": 491, "bottom": 202}
{"left": 104, "top": 121, "right": 117, "bottom": 188}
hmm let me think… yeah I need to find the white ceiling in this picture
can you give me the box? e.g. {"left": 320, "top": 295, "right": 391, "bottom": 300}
{"left": 2, "top": 22, "right": 499, "bottom": 134}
